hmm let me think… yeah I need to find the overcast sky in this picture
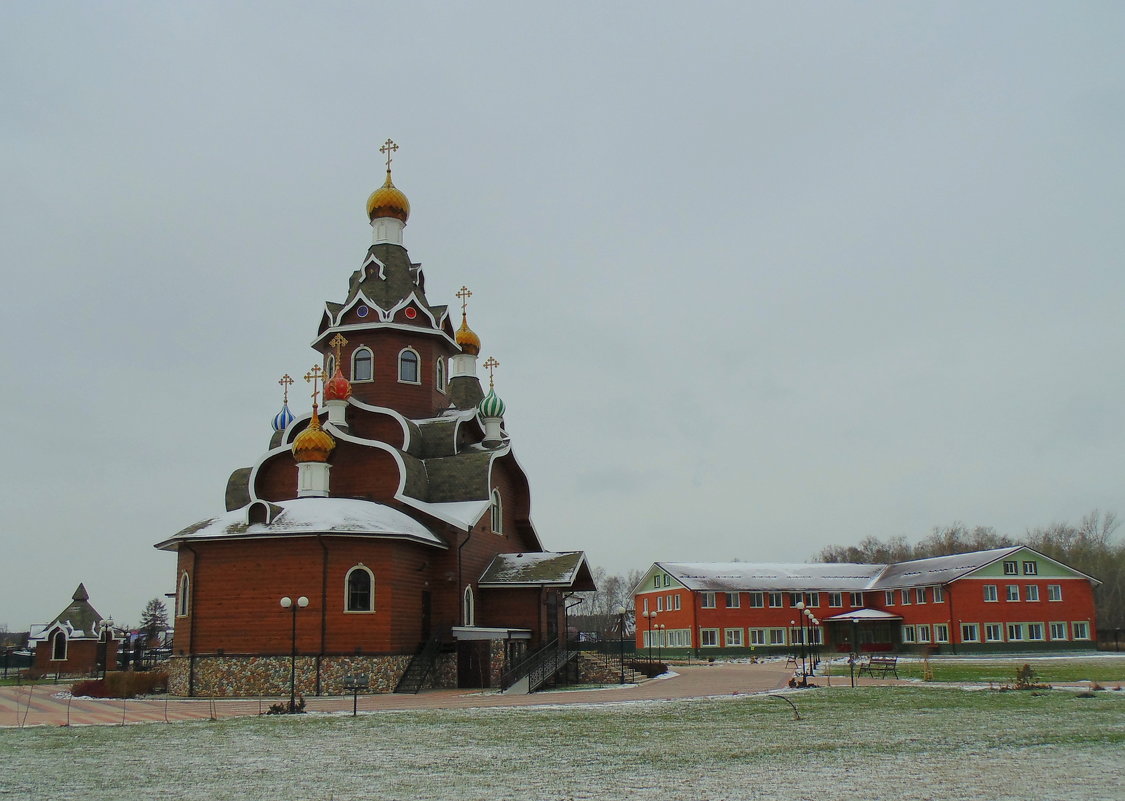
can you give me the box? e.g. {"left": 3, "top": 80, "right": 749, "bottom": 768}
{"left": 2, "top": 2, "right": 1123, "bottom": 630}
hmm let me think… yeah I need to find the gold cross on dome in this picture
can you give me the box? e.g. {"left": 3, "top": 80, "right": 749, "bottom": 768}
{"left": 328, "top": 333, "right": 349, "bottom": 371}
{"left": 483, "top": 356, "right": 500, "bottom": 389}
{"left": 380, "top": 138, "right": 399, "bottom": 171}
{"left": 278, "top": 374, "right": 293, "bottom": 404}
{"left": 304, "top": 365, "right": 325, "bottom": 406}
{"left": 456, "top": 285, "right": 472, "bottom": 315}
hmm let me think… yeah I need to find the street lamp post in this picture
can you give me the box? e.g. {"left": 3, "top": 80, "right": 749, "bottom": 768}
{"left": 794, "top": 602, "right": 807, "bottom": 682}
{"left": 656, "top": 624, "right": 666, "bottom": 665}
{"left": 612, "top": 605, "right": 627, "bottom": 684}
{"left": 280, "top": 596, "right": 309, "bottom": 713}
{"left": 809, "top": 614, "right": 820, "bottom": 671}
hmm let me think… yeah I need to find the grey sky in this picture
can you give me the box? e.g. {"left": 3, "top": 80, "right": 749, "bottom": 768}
{"left": 2, "top": 3, "right": 1123, "bottom": 630}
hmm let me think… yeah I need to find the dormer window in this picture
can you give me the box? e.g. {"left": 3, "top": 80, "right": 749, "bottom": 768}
{"left": 352, "top": 347, "right": 373, "bottom": 382}
{"left": 398, "top": 349, "right": 420, "bottom": 383}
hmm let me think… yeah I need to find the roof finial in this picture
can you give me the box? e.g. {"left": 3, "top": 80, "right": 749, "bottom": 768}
{"left": 483, "top": 356, "right": 500, "bottom": 390}
{"left": 380, "top": 138, "right": 399, "bottom": 172}
{"left": 329, "top": 333, "right": 349, "bottom": 371}
{"left": 278, "top": 373, "right": 294, "bottom": 405}
{"left": 304, "top": 365, "right": 325, "bottom": 408}
{"left": 456, "top": 285, "right": 472, "bottom": 317}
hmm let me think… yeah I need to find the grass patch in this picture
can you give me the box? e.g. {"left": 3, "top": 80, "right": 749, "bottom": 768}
{"left": 1, "top": 687, "right": 1122, "bottom": 800}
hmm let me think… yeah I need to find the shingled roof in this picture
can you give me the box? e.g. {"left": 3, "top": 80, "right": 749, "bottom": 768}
{"left": 479, "top": 552, "right": 595, "bottom": 590}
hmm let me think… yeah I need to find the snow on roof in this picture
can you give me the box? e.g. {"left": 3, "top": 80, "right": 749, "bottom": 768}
{"left": 661, "top": 562, "right": 884, "bottom": 592}
{"left": 478, "top": 552, "right": 588, "bottom": 587}
{"left": 868, "top": 547, "right": 1023, "bottom": 589}
{"left": 824, "top": 608, "right": 903, "bottom": 622}
{"left": 157, "top": 497, "right": 446, "bottom": 550}
{"left": 400, "top": 498, "right": 489, "bottom": 530}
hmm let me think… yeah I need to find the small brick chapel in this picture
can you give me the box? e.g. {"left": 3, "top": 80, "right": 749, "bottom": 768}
{"left": 156, "top": 141, "right": 594, "bottom": 697}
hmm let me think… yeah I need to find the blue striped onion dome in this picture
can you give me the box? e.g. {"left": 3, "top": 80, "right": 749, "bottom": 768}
{"left": 478, "top": 388, "right": 506, "bottom": 419}
{"left": 272, "top": 403, "right": 295, "bottom": 432}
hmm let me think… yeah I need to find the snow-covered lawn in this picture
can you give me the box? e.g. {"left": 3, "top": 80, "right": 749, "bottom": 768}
{"left": 1, "top": 687, "right": 1121, "bottom": 800}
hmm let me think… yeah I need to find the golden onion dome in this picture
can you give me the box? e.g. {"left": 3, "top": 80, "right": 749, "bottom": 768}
{"left": 292, "top": 407, "right": 336, "bottom": 463}
{"left": 455, "top": 313, "right": 481, "bottom": 356}
{"left": 366, "top": 170, "right": 410, "bottom": 223}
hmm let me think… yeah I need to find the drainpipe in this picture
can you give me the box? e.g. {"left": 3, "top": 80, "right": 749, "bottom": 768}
{"left": 182, "top": 544, "right": 200, "bottom": 697}
{"left": 317, "top": 535, "right": 329, "bottom": 695}
{"left": 946, "top": 582, "right": 957, "bottom": 655}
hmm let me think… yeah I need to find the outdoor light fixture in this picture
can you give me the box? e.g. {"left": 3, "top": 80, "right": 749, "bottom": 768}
{"left": 280, "top": 596, "right": 309, "bottom": 712}
{"left": 612, "top": 605, "right": 627, "bottom": 684}
{"left": 643, "top": 610, "right": 658, "bottom": 664}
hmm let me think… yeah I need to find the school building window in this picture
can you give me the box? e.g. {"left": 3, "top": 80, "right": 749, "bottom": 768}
{"left": 749, "top": 592, "right": 764, "bottom": 608}
{"left": 900, "top": 589, "right": 911, "bottom": 605}
{"left": 934, "top": 624, "right": 950, "bottom": 643}
{"left": 724, "top": 629, "right": 743, "bottom": 647}
{"left": 1049, "top": 622, "right": 1067, "bottom": 640}
{"left": 985, "top": 624, "right": 1003, "bottom": 642}
{"left": 983, "top": 585, "right": 998, "bottom": 602}
{"left": 902, "top": 625, "right": 916, "bottom": 643}
{"left": 1006, "top": 585, "right": 1020, "bottom": 602}
{"left": 1072, "top": 621, "right": 1090, "bottom": 640}
{"left": 1025, "top": 585, "right": 1039, "bottom": 602}
{"left": 932, "top": 585, "right": 945, "bottom": 603}
{"left": 917, "top": 625, "right": 931, "bottom": 643}
{"left": 1006, "top": 623, "right": 1024, "bottom": 641}
{"left": 806, "top": 592, "right": 820, "bottom": 607}
{"left": 700, "top": 592, "right": 716, "bottom": 609}
{"left": 725, "top": 592, "right": 740, "bottom": 608}
{"left": 1022, "top": 561, "right": 1037, "bottom": 575}
{"left": 915, "top": 587, "right": 926, "bottom": 604}
{"left": 1026, "top": 623, "right": 1044, "bottom": 641}
{"left": 885, "top": 591, "right": 895, "bottom": 606}
{"left": 850, "top": 592, "right": 863, "bottom": 607}
{"left": 1048, "top": 584, "right": 1062, "bottom": 601}
{"left": 768, "top": 628, "right": 786, "bottom": 645}
{"left": 960, "top": 623, "right": 980, "bottom": 643}
{"left": 1003, "top": 560, "right": 1018, "bottom": 575}
{"left": 768, "top": 592, "right": 783, "bottom": 608}
{"left": 700, "top": 629, "right": 719, "bottom": 647}
{"left": 828, "top": 593, "right": 843, "bottom": 608}
{"left": 749, "top": 628, "right": 767, "bottom": 646}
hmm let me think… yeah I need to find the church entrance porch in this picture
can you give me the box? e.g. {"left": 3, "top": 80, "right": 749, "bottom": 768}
{"left": 452, "top": 627, "right": 530, "bottom": 689}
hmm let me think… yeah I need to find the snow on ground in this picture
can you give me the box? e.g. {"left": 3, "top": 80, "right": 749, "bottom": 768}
{"left": 0, "top": 687, "right": 1121, "bottom": 801}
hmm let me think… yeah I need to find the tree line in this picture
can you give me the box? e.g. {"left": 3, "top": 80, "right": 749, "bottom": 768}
{"left": 815, "top": 510, "right": 1124, "bottom": 632}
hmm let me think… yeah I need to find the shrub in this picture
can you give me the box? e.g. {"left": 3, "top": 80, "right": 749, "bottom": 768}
{"left": 70, "top": 679, "right": 108, "bottom": 698}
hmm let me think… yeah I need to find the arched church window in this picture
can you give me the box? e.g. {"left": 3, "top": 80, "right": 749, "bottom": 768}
{"left": 435, "top": 357, "right": 446, "bottom": 392}
{"left": 177, "top": 572, "right": 190, "bottom": 617}
{"left": 398, "top": 349, "right": 419, "bottom": 383}
{"left": 490, "top": 489, "right": 503, "bottom": 535}
{"left": 345, "top": 565, "right": 375, "bottom": 612}
{"left": 352, "top": 347, "right": 373, "bottom": 382}
{"left": 326, "top": 355, "right": 336, "bottom": 378}
{"left": 51, "top": 630, "right": 67, "bottom": 661}
{"left": 463, "top": 585, "right": 475, "bottom": 626}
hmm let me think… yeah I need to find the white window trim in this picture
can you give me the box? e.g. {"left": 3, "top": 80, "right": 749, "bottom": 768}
{"left": 960, "top": 623, "right": 980, "bottom": 643}
{"left": 915, "top": 588, "right": 926, "bottom": 604}
{"left": 725, "top": 592, "right": 740, "bottom": 609}
{"left": 1025, "top": 622, "right": 1045, "bottom": 641}
{"left": 850, "top": 592, "right": 863, "bottom": 607}
{"left": 1025, "top": 585, "right": 1040, "bottom": 602}
{"left": 343, "top": 564, "right": 376, "bottom": 613}
{"left": 749, "top": 628, "right": 766, "bottom": 646}
{"left": 463, "top": 585, "right": 475, "bottom": 627}
{"left": 700, "top": 628, "right": 719, "bottom": 647}
{"left": 985, "top": 623, "right": 1005, "bottom": 642}
{"left": 50, "top": 630, "right": 68, "bottom": 661}
{"left": 983, "top": 584, "right": 998, "bottom": 603}
{"left": 397, "top": 347, "right": 421, "bottom": 384}
{"left": 1072, "top": 621, "right": 1091, "bottom": 640}
{"left": 768, "top": 628, "right": 787, "bottom": 646}
{"left": 1047, "top": 584, "right": 1063, "bottom": 602}
{"left": 724, "top": 628, "right": 744, "bottom": 647}
{"left": 177, "top": 571, "right": 191, "bottom": 618}
{"left": 700, "top": 592, "right": 716, "bottom": 609}
{"left": 1049, "top": 621, "right": 1068, "bottom": 641}
{"left": 435, "top": 356, "right": 446, "bottom": 393}
{"left": 828, "top": 592, "right": 843, "bottom": 608}
{"left": 932, "top": 586, "right": 945, "bottom": 603}
{"left": 1006, "top": 584, "right": 1020, "bottom": 602}
{"left": 768, "top": 592, "right": 783, "bottom": 608}
{"left": 934, "top": 624, "right": 950, "bottom": 643}
{"left": 351, "top": 346, "right": 374, "bottom": 383}
{"left": 490, "top": 489, "right": 503, "bottom": 535}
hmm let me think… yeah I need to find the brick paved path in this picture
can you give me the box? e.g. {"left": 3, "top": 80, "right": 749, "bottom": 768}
{"left": 2, "top": 661, "right": 806, "bottom": 727}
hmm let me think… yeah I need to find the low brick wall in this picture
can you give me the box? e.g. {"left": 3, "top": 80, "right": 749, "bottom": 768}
{"left": 168, "top": 653, "right": 459, "bottom": 698}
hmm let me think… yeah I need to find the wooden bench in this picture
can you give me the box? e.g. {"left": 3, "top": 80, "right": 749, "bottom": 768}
{"left": 856, "top": 655, "right": 898, "bottom": 678}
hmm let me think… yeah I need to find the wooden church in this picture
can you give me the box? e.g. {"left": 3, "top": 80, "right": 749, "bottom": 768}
{"left": 157, "top": 142, "right": 594, "bottom": 697}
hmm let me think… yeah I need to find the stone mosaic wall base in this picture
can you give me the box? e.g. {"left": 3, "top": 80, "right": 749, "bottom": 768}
{"left": 168, "top": 653, "right": 460, "bottom": 698}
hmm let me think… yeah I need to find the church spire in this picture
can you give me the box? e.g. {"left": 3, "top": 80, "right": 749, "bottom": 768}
{"left": 366, "top": 138, "right": 410, "bottom": 245}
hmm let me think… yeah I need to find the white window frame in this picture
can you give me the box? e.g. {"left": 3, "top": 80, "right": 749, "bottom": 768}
{"left": 343, "top": 564, "right": 376, "bottom": 613}
{"left": 656, "top": 596, "right": 664, "bottom": 612}
{"left": 789, "top": 627, "right": 805, "bottom": 645}
{"left": 915, "top": 587, "right": 926, "bottom": 604}
{"left": 960, "top": 623, "right": 980, "bottom": 643}
{"left": 1006, "top": 584, "right": 1020, "bottom": 602}
{"left": 768, "top": 628, "right": 787, "bottom": 645}
{"left": 700, "top": 592, "right": 716, "bottom": 609}
{"left": 1025, "top": 585, "right": 1040, "bottom": 602}
{"left": 325, "top": 354, "right": 336, "bottom": 378}
{"left": 749, "top": 628, "right": 767, "bottom": 646}
{"left": 850, "top": 592, "right": 863, "bottom": 607}
{"left": 917, "top": 624, "right": 931, "bottom": 643}
{"left": 1047, "top": 584, "right": 1062, "bottom": 602}
{"left": 700, "top": 628, "right": 719, "bottom": 647}
{"left": 934, "top": 624, "right": 950, "bottom": 643}
{"left": 1003, "top": 560, "right": 1018, "bottom": 575}
{"left": 768, "top": 592, "right": 783, "bottom": 608}
{"left": 1049, "top": 622, "right": 1068, "bottom": 641}
{"left": 828, "top": 592, "right": 843, "bottom": 608}
{"left": 463, "top": 585, "right": 475, "bottom": 626}
{"left": 1026, "top": 623, "right": 1044, "bottom": 641}
{"left": 725, "top": 592, "right": 740, "bottom": 609}
{"left": 788, "top": 592, "right": 803, "bottom": 607}
{"left": 1006, "top": 623, "right": 1024, "bottom": 642}
{"left": 1022, "top": 560, "right": 1037, "bottom": 575}
{"left": 900, "top": 589, "right": 911, "bottom": 605}
{"left": 724, "top": 628, "right": 744, "bottom": 647}
{"left": 1072, "top": 621, "right": 1090, "bottom": 640}
{"left": 985, "top": 623, "right": 1004, "bottom": 642}
{"left": 435, "top": 357, "right": 446, "bottom": 392}
{"left": 748, "top": 592, "right": 764, "bottom": 608}
{"left": 490, "top": 489, "right": 503, "bottom": 534}
{"left": 885, "top": 590, "right": 895, "bottom": 606}
{"left": 671, "top": 594, "right": 681, "bottom": 611}
{"left": 983, "top": 584, "right": 998, "bottom": 602}
{"left": 902, "top": 625, "right": 916, "bottom": 643}
{"left": 932, "top": 585, "right": 945, "bottom": 603}
{"left": 177, "top": 572, "right": 191, "bottom": 617}
{"left": 807, "top": 592, "right": 820, "bottom": 608}
{"left": 397, "top": 347, "right": 421, "bottom": 384}
{"left": 352, "top": 346, "right": 374, "bottom": 383}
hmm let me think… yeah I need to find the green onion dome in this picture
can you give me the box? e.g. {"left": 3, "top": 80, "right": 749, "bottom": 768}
{"left": 478, "top": 388, "right": 506, "bottom": 419}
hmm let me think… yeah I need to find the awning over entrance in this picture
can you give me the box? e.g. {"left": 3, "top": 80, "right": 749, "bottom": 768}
{"left": 824, "top": 608, "right": 903, "bottom": 622}
{"left": 451, "top": 626, "right": 531, "bottom": 641}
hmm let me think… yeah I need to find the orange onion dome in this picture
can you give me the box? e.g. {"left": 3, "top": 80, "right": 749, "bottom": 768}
{"left": 366, "top": 170, "right": 410, "bottom": 223}
{"left": 456, "top": 313, "right": 481, "bottom": 356}
{"left": 323, "top": 366, "right": 352, "bottom": 402}
{"left": 292, "top": 407, "right": 336, "bottom": 463}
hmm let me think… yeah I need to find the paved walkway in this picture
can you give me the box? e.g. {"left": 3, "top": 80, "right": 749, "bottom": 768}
{"left": 2, "top": 662, "right": 814, "bottom": 727}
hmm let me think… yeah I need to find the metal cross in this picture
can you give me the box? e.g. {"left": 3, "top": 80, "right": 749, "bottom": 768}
{"left": 380, "top": 138, "right": 399, "bottom": 171}
{"left": 329, "top": 333, "right": 349, "bottom": 372}
{"left": 278, "top": 374, "right": 293, "bottom": 404}
{"left": 304, "top": 365, "right": 325, "bottom": 406}
{"left": 483, "top": 356, "right": 499, "bottom": 389}
{"left": 456, "top": 285, "right": 472, "bottom": 315}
